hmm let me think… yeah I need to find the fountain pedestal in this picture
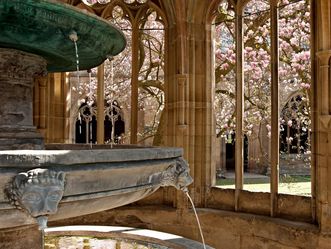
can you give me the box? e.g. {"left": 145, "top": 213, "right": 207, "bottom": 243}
{"left": 0, "top": 48, "right": 46, "bottom": 150}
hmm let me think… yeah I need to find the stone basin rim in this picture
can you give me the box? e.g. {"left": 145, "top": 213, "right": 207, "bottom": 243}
{"left": 0, "top": 147, "right": 184, "bottom": 167}
{"left": 45, "top": 225, "right": 213, "bottom": 249}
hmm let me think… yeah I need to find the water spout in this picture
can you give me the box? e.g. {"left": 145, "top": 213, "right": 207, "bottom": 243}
{"left": 69, "top": 31, "right": 78, "bottom": 43}
{"left": 37, "top": 216, "right": 48, "bottom": 230}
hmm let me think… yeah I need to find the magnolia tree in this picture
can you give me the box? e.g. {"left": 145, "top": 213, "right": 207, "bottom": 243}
{"left": 214, "top": 0, "right": 311, "bottom": 165}
{"left": 71, "top": 5, "right": 165, "bottom": 145}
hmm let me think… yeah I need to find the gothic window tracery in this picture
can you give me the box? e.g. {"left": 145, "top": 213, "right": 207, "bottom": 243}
{"left": 280, "top": 95, "right": 310, "bottom": 154}
{"left": 75, "top": 99, "right": 125, "bottom": 144}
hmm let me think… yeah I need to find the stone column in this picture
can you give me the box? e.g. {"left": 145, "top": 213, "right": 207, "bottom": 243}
{"left": 130, "top": 25, "right": 139, "bottom": 144}
{"left": 270, "top": 0, "right": 280, "bottom": 217}
{"left": 0, "top": 48, "right": 47, "bottom": 150}
{"left": 97, "top": 64, "right": 105, "bottom": 145}
{"left": 316, "top": 50, "right": 331, "bottom": 233}
{"left": 235, "top": 2, "right": 244, "bottom": 211}
{"left": 35, "top": 75, "right": 48, "bottom": 139}
{"left": 313, "top": 0, "right": 331, "bottom": 231}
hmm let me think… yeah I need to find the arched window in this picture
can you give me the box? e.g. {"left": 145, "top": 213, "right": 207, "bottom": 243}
{"left": 75, "top": 99, "right": 125, "bottom": 144}
{"left": 73, "top": 0, "right": 166, "bottom": 145}
{"left": 104, "top": 100, "right": 125, "bottom": 143}
{"left": 137, "top": 9, "right": 165, "bottom": 145}
{"left": 103, "top": 1, "right": 165, "bottom": 145}
{"left": 280, "top": 95, "right": 310, "bottom": 154}
{"left": 75, "top": 99, "right": 97, "bottom": 144}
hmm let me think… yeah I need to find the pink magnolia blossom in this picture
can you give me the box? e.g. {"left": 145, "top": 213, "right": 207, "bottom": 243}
{"left": 287, "top": 120, "right": 293, "bottom": 127}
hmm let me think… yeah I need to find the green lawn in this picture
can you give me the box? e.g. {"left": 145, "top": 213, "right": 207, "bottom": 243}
{"left": 216, "top": 175, "right": 311, "bottom": 196}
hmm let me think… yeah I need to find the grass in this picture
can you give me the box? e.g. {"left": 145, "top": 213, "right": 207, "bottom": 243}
{"left": 216, "top": 175, "right": 311, "bottom": 196}
{"left": 216, "top": 175, "right": 310, "bottom": 185}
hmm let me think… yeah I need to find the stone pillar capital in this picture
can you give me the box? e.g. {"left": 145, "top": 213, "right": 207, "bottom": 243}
{"left": 35, "top": 76, "right": 48, "bottom": 87}
{"left": 176, "top": 74, "right": 188, "bottom": 127}
{"left": 316, "top": 50, "right": 331, "bottom": 66}
{"left": 176, "top": 74, "right": 189, "bottom": 81}
{"left": 319, "top": 115, "right": 331, "bottom": 131}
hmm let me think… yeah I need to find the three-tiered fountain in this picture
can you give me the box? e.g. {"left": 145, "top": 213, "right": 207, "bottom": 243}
{"left": 0, "top": 1, "right": 192, "bottom": 248}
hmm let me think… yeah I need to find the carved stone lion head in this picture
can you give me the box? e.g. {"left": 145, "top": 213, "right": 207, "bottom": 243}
{"left": 161, "top": 157, "right": 193, "bottom": 192}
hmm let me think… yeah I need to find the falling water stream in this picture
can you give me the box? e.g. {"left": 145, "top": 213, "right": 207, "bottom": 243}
{"left": 74, "top": 40, "right": 80, "bottom": 84}
{"left": 37, "top": 216, "right": 48, "bottom": 249}
{"left": 185, "top": 192, "right": 207, "bottom": 249}
{"left": 88, "top": 69, "right": 93, "bottom": 149}
{"left": 110, "top": 100, "right": 115, "bottom": 149}
{"left": 69, "top": 31, "right": 80, "bottom": 91}
{"left": 73, "top": 44, "right": 80, "bottom": 90}
{"left": 69, "top": 30, "right": 94, "bottom": 148}
{"left": 109, "top": 58, "right": 115, "bottom": 149}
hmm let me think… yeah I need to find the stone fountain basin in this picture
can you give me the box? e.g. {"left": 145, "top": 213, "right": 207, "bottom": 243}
{"left": 0, "top": 145, "right": 183, "bottom": 229}
{"left": 45, "top": 225, "right": 214, "bottom": 249}
{"left": 0, "top": 0, "right": 126, "bottom": 72}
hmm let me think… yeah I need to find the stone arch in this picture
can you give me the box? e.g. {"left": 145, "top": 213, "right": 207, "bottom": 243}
{"left": 318, "top": 0, "right": 331, "bottom": 50}
{"left": 75, "top": 100, "right": 97, "bottom": 144}
{"left": 100, "top": 0, "right": 168, "bottom": 27}
{"left": 75, "top": 3, "right": 96, "bottom": 13}
{"left": 101, "top": 1, "right": 135, "bottom": 22}
{"left": 207, "top": 0, "right": 236, "bottom": 25}
{"left": 280, "top": 93, "right": 310, "bottom": 154}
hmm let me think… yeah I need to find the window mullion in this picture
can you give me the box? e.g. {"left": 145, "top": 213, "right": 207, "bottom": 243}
{"left": 97, "top": 63, "right": 105, "bottom": 145}
{"left": 235, "top": 3, "right": 244, "bottom": 211}
{"left": 130, "top": 22, "right": 139, "bottom": 144}
{"left": 270, "top": 0, "right": 279, "bottom": 217}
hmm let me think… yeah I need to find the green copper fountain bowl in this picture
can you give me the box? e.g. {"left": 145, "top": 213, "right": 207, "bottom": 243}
{"left": 0, "top": 0, "right": 126, "bottom": 72}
